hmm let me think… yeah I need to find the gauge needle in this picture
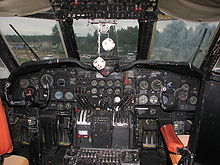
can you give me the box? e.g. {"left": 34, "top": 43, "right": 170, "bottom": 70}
{"left": 46, "top": 75, "right": 50, "bottom": 82}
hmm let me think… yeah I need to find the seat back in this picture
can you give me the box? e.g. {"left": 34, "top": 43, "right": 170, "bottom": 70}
{"left": 0, "top": 98, "right": 13, "bottom": 155}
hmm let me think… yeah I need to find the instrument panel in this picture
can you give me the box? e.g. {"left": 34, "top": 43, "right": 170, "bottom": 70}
{"left": 12, "top": 66, "right": 200, "bottom": 113}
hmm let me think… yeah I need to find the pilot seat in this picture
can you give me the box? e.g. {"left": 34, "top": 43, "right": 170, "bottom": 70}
{"left": 0, "top": 98, "right": 29, "bottom": 165}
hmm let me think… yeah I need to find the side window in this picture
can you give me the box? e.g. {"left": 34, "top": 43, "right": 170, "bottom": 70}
{"left": 0, "top": 59, "right": 10, "bottom": 79}
{"left": 213, "top": 57, "right": 220, "bottom": 73}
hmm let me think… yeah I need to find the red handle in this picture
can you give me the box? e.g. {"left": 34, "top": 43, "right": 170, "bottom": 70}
{"left": 160, "top": 124, "right": 184, "bottom": 153}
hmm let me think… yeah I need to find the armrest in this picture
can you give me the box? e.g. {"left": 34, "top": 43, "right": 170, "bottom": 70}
{"left": 160, "top": 124, "right": 184, "bottom": 153}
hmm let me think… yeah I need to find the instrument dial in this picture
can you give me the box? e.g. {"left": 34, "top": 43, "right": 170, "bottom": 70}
{"left": 65, "top": 92, "right": 74, "bottom": 100}
{"left": 99, "top": 88, "right": 105, "bottom": 94}
{"left": 20, "top": 79, "right": 29, "bottom": 88}
{"left": 162, "top": 95, "right": 169, "bottom": 105}
{"left": 107, "top": 80, "right": 113, "bottom": 87}
{"left": 57, "top": 103, "right": 64, "bottom": 110}
{"left": 99, "top": 80, "right": 105, "bottom": 86}
{"left": 149, "top": 95, "right": 158, "bottom": 104}
{"left": 65, "top": 103, "right": 72, "bottom": 110}
{"left": 177, "top": 90, "right": 188, "bottom": 101}
{"left": 151, "top": 79, "right": 162, "bottom": 92}
{"left": 91, "top": 88, "right": 98, "bottom": 94}
{"left": 139, "top": 95, "right": 148, "bottom": 105}
{"left": 114, "top": 80, "right": 121, "bottom": 87}
{"left": 30, "top": 76, "right": 39, "bottom": 85}
{"left": 189, "top": 96, "right": 197, "bottom": 105}
{"left": 57, "top": 78, "right": 65, "bottom": 87}
{"left": 181, "top": 84, "right": 190, "bottom": 91}
{"left": 91, "top": 80, "right": 98, "bottom": 86}
{"left": 54, "top": 91, "right": 63, "bottom": 100}
{"left": 115, "top": 88, "right": 121, "bottom": 95}
{"left": 40, "top": 74, "right": 54, "bottom": 86}
{"left": 140, "top": 80, "right": 148, "bottom": 90}
{"left": 107, "top": 88, "right": 113, "bottom": 95}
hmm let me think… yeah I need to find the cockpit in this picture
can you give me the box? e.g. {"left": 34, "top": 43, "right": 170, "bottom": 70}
{"left": 0, "top": 0, "right": 220, "bottom": 165}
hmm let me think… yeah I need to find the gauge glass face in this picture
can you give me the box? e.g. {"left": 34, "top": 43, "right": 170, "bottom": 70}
{"left": 99, "top": 80, "right": 105, "bottom": 86}
{"left": 139, "top": 95, "right": 148, "bottom": 105}
{"left": 65, "top": 92, "right": 74, "bottom": 100}
{"left": 91, "top": 80, "right": 98, "bottom": 86}
{"left": 162, "top": 95, "right": 169, "bottom": 105}
{"left": 107, "top": 80, "right": 113, "bottom": 87}
{"left": 65, "top": 103, "right": 72, "bottom": 109}
{"left": 57, "top": 103, "right": 64, "bottom": 110}
{"left": 151, "top": 79, "right": 162, "bottom": 92}
{"left": 20, "top": 79, "right": 29, "bottom": 88}
{"left": 140, "top": 80, "right": 148, "bottom": 90}
{"left": 107, "top": 88, "right": 113, "bottom": 95}
{"left": 30, "top": 76, "right": 39, "bottom": 85}
{"left": 99, "top": 88, "right": 105, "bottom": 94}
{"left": 91, "top": 88, "right": 98, "bottom": 94}
{"left": 57, "top": 78, "right": 65, "bottom": 87}
{"left": 149, "top": 95, "right": 158, "bottom": 104}
{"left": 181, "top": 84, "right": 190, "bottom": 91}
{"left": 40, "top": 74, "right": 54, "bottom": 86}
{"left": 54, "top": 91, "right": 63, "bottom": 100}
{"left": 114, "top": 80, "right": 121, "bottom": 87}
{"left": 189, "top": 96, "right": 197, "bottom": 105}
{"left": 115, "top": 88, "right": 121, "bottom": 95}
{"left": 178, "top": 91, "right": 188, "bottom": 101}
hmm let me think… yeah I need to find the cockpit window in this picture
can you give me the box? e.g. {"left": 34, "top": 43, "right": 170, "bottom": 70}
{"left": 74, "top": 20, "right": 138, "bottom": 64}
{"left": 0, "top": 17, "right": 66, "bottom": 64}
{"left": 0, "top": 59, "right": 10, "bottom": 79}
{"left": 0, "top": 17, "right": 218, "bottom": 68}
{"left": 151, "top": 20, "right": 218, "bottom": 68}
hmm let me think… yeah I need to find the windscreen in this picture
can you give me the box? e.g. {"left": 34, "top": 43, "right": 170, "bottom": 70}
{"left": 0, "top": 17, "right": 218, "bottom": 68}
{"left": 0, "top": 17, "right": 66, "bottom": 64}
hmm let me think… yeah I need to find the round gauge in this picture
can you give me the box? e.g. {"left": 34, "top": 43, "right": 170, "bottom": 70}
{"left": 162, "top": 95, "right": 169, "bottom": 105}
{"left": 181, "top": 84, "right": 190, "bottom": 91}
{"left": 57, "top": 78, "right": 65, "bottom": 87}
{"left": 57, "top": 103, "right": 64, "bottom": 110}
{"left": 114, "top": 80, "right": 121, "bottom": 87}
{"left": 99, "top": 80, "right": 105, "bottom": 86}
{"left": 115, "top": 88, "right": 121, "bottom": 95}
{"left": 54, "top": 91, "right": 63, "bottom": 100}
{"left": 107, "top": 88, "right": 113, "bottom": 95}
{"left": 91, "top": 88, "right": 98, "bottom": 94}
{"left": 99, "top": 88, "right": 105, "bottom": 94}
{"left": 65, "top": 91, "right": 74, "bottom": 100}
{"left": 140, "top": 80, "right": 148, "bottom": 90}
{"left": 65, "top": 103, "right": 72, "bottom": 110}
{"left": 139, "top": 95, "right": 148, "bottom": 105}
{"left": 114, "top": 96, "right": 121, "bottom": 103}
{"left": 107, "top": 80, "right": 113, "bottom": 87}
{"left": 20, "top": 79, "right": 29, "bottom": 88}
{"left": 91, "top": 80, "right": 98, "bottom": 86}
{"left": 151, "top": 79, "right": 162, "bottom": 92}
{"left": 40, "top": 74, "right": 54, "bottom": 86}
{"left": 177, "top": 90, "right": 188, "bottom": 101}
{"left": 149, "top": 95, "right": 158, "bottom": 104}
{"left": 30, "top": 76, "right": 39, "bottom": 85}
{"left": 166, "top": 82, "right": 174, "bottom": 89}
{"left": 189, "top": 96, "right": 197, "bottom": 105}
{"left": 103, "top": 97, "right": 112, "bottom": 104}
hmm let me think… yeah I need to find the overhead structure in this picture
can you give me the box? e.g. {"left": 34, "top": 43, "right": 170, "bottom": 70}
{"left": 159, "top": 0, "right": 220, "bottom": 22}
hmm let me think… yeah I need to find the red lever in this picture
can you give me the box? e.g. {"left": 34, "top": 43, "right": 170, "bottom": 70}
{"left": 160, "top": 124, "right": 184, "bottom": 153}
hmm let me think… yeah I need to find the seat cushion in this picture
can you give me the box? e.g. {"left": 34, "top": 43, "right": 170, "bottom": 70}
{"left": 3, "top": 155, "right": 29, "bottom": 165}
